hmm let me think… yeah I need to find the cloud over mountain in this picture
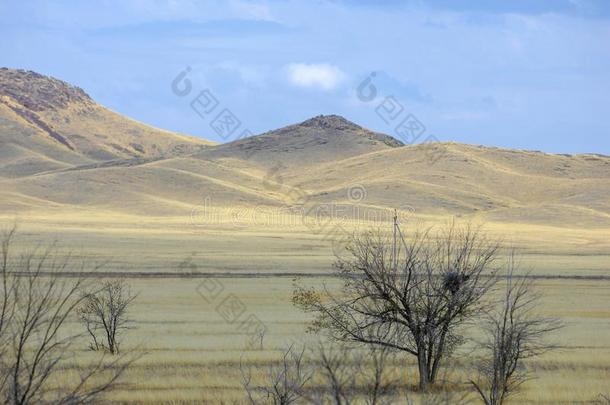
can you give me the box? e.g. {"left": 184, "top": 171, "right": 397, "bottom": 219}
{"left": 286, "top": 63, "right": 346, "bottom": 91}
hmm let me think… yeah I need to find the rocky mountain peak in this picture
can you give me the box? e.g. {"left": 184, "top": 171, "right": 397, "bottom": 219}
{"left": 298, "top": 114, "right": 363, "bottom": 131}
{"left": 0, "top": 67, "right": 92, "bottom": 112}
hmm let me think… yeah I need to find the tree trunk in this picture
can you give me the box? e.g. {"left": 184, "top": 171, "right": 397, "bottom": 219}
{"left": 417, "top": 352, "right": 430, "bottom": 391}
{"left": 429, "top": 351, "right": 442, "bottom": 384}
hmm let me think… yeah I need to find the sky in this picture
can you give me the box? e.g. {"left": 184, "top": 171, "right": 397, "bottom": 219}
{"left": 1, "top": 0, "right": 609, "bottom": 154}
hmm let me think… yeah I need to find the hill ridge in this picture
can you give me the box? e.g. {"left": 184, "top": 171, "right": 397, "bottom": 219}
{"left": 1, "top": 69, "right": 608, "bottom": 230}
{"left": 0, "top": 67, "right": 93, "bottom": 112}
{"left": 0, "top": 68, "right": 212, "bottom": 168}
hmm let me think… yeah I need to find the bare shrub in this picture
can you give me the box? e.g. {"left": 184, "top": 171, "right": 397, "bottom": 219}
{"left": 308, "top": 343, "right": 398, "bottom": 405}
{"left": 78, "top": 280, "right": 136, "bottom": 355}
{"left": 470, "top": 259, "right": 561, "bottom": 405}
{"left": 240, "top": 341, "right": 398, "bottom": 405}
{"left": 0, "top": 226, "right": 134, "bottom": 404}
{"left": 308, "top": 343, "right": 354, "bottom": 405}
{"left": 597, "top": 393, "right": 610, "bottom": 405}
{"left": 241, "top": 344, "right": 311, "bottom": 405}
{"left": 358, "top": 345, "right": 398, "bottom": 405}
{"left": 255, "top": 327, "right": 266, "bottom": 351}
{"left": 294, "top": 222, "right": 500, "bottom": 390}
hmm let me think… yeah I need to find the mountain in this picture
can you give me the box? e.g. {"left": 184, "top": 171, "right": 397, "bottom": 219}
{"left": 1, "top": 69, "right": 609, "bottom": 229}
{"left": 196, "top": 114, "right": 402, "bottom": 167}
{"left": 0, "top": 68, "right": 213, "bottom": 178}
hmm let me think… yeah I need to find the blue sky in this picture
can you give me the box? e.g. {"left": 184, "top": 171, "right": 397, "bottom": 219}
{"left": 1, "top": 0, "right": 609, "bottom": 153}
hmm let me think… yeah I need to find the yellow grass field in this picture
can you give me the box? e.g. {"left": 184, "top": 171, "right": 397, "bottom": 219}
{"left": 2, "top": 212, "right": 609, "bottom": 404}
{"left": 3, "top": 210, "right": 610, "bottom": 277}
{"left": 51, "top": 277, "right": 609, "bottom": 404}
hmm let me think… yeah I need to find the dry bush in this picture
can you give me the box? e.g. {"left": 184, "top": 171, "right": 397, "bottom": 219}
{"left": 307, "top": 342, "right": 398, "bottom": 405}
{"left": 240, "top": 342, "right": 400, "bottom": 405}
{"left": 470, "top": 257, "right": 561, "bottom": 405}
{"left": 240, "top": 344, "right": 311, "bottom": 405}
{"left": 597, "top": 393, "right": 610, "bottom": 404}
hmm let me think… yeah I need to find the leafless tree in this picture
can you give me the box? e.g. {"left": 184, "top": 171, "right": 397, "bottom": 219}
{"left": 78, "top": 280, "right": 136, "bottom": 355}
{"left": 294, "top": 222, "right": 500, "bottom": 391}
{"left": 0, "top": 226, "right": 18, "bottom": 397}
{"left": 470, "top": 260, "right": 561, "bottom": 405}
{"left": 240, "top": 344, "right": 311, "bottom": 405}
{"left": 0, "top": 226, "right": 135, "bottom": 404}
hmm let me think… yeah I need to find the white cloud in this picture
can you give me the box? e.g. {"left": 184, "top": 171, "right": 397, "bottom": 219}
{"left": 286, "top": 63, "right": 346, "bottom": 90}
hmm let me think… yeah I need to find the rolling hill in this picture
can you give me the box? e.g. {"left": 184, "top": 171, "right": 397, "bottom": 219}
{"left": 0, "top": 68, "right": 214, "bottom": 179}
{"left": 1, "top": 68, "right": 609, "bottom": 228}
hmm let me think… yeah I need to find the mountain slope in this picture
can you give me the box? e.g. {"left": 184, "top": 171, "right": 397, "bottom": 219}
{"left": 0, "top": 68, "right": 213, "bottom": 177}
{"left": 5, "top": 120, "right": 608, "bottom": 227}
{"left": 193, "top": 114, "right": 403, "bottom": 168}
{"left": 1, "top": 69, "right": 609, "bottom": 229}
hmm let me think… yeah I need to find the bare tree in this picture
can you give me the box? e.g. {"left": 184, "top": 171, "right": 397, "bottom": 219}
{"left": 78, "top": 280, "right": 136, "bottom": 355}
{"left": 294, "top": 222, "right": 500, "bottom": 391}
{"left": 470, "top": 261, "right": 561, "bottom": 405}
{"left": 0, "top": 226, "right": 134, "bottom": 404}
{"left": 0, "top": 226, "right": 18, "bottom": 397}
{"left": 241, "top": 344, "right": 311, "bottom": 405}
